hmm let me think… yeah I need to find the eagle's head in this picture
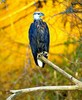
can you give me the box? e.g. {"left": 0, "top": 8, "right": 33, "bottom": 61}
{"left": 33, "top": 12, "right": 44, "bottom": 20}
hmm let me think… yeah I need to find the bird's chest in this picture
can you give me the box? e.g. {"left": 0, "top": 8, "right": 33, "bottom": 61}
{"left": 35, "top": 24, "right": 45, "bottom": 39}
{"left": 36, "top": 23, "right": 44, "bottom": 32}
{"left": 38, "top": 29, "right": 44, "bottom": 43}
{"left": 34, "top": 24, "right": 45, "bottom": 47}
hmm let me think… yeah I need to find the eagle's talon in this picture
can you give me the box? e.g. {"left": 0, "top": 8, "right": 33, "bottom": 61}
{"left": 37, "top": 53, "right": 43, "bottom": 58}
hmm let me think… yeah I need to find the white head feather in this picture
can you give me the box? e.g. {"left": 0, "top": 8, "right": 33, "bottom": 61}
{"left": 33, "top": 12, "right": 44, "bottom": 20}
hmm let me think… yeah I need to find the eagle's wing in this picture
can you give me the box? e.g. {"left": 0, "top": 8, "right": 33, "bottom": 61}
{"left": 29, "top": 23, "right": 38, "bottom": 65}
{"left": 44, "top": 22, "right": 50, "bottom": 52}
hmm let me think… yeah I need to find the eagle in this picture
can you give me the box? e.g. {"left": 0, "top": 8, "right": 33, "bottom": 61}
{"left": 29, "top": 12, "right": 50, "bottom": 67}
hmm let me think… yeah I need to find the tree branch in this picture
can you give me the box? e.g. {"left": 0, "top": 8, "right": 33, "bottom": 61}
{"left": 7, "top": 85, "right": 78, "bottom": 100}
{"left": 6, "top": 56, "right": 82, "bottom": 100}
{"left": 39, "top": 56, "right": 82, "bottom": 86}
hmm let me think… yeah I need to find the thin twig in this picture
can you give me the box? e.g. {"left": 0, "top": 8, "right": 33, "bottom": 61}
{"left": 7, "top": 94, "right": 16, "bottom": 100}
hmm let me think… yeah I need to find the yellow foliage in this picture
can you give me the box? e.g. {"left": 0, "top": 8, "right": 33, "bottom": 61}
{"left": 0, "top": 0, "right": 81, "bottom": 99}
{"left": 0, "top": 0, "right": 80, "bottom": 72}
{"left": 0, "top": 0, "right": 80, "bottom": 70}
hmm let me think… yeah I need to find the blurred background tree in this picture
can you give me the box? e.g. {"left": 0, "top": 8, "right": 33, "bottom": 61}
{"left": 0, "top": 0, "right": 82, "bottom": 100}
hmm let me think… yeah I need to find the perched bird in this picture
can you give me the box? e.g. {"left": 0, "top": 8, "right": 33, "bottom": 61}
{"left": 29, "top": 12, "right": 50, "bottom": 67}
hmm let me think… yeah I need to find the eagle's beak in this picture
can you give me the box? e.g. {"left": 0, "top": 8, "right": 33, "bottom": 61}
{"left": 40, "top": 13, "right": 44, "bottom": 17}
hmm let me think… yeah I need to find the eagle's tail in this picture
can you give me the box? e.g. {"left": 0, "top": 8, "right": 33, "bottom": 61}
{"left": 37, "top": 51, "right": 48, "bottom": 68}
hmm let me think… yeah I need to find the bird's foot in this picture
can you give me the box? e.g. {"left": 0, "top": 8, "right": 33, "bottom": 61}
{"left": 37, "top": 52, "right": 43, "bottom": 58}
{"left": 37, "top": 51, "right": 48, "bottom": 58}
{"left": 43, "top": 51, "right": 48, "bottom": 57}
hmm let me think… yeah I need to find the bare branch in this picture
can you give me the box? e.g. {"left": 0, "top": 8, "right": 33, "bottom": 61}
{"left": 10, "top": 85, "right": 79, "bottom": 93}
{"left": 49, "top": 3, "right": 82, "bottom": 20}
{"left": 6, "top": 85, "right": 78, "bottom": 100}
{"left": 39, "top": 56, "right": 82, "bottom": 86}
{"left": 7, "top": 56, "right": 82, "bottom": 100}
{"left": 7, "top": 94, "right": 16, "bottom": 100}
